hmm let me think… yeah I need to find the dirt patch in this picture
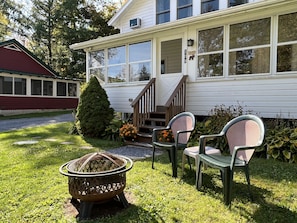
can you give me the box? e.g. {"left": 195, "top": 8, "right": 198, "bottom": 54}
{"left": 64, "top": 192, "right": 135, "bottom": 220}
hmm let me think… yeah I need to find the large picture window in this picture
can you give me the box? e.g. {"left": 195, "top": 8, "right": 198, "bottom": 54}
{"left": 229, "top": 18, "right": 271, "bottom": 75}
{"left": 108, "top": 46, "right": 126, "bottom": 83}
{"left": 197, "top": 27, "right": 224, "bottom": 77}
{"left": 0, "top": 76, "right": 12, "bottom": 94}
{"left": 129, "top": 41, "right": 151, "bottom": 81}
{"left": 277, "top": 12, "right": 297, "bottom": 72}
{"left": 156, "top": 0, "right": 170, "bottom": 24}
{"left": 14, "top": 78, "right": 26, "bottom": 95}
{"left": 177, "top": 0, "right": 192, "bottom": 19}
{"left": 201, "top": 0, "right": 219, "bottom": 14}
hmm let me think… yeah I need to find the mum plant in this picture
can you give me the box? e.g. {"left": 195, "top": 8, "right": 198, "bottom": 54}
{"left": 158, "top": 129, "right": 174, "bottom": 142}
{"left": 119, "top": 123, "right": 138, "bottom": 140}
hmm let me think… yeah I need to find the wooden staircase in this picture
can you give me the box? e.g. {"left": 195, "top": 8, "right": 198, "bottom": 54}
{"left": 129, "top": 76, "right": 188, "bottom": 148}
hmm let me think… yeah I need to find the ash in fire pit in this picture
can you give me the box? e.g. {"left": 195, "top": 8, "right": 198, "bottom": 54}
{"left": 59, "top": 152, "right": 133, "bottom": 219}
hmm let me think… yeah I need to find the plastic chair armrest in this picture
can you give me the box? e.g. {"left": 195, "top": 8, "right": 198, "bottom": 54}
{"left": 199, "top": 133, "right": 224, "bottom": 154}
{"left": 152, "top": 126, "right": 170, "bottom": 142}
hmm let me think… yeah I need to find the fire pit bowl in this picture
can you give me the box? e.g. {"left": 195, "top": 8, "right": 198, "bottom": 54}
{"left": 59, "top": 152, "right": 133, "bottom": 203}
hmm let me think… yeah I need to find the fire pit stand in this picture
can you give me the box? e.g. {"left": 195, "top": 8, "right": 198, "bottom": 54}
{"left": 59, "top": 152, "right": 133, "bottom": 219}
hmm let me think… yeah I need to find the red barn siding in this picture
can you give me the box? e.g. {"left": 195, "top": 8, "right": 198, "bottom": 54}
{"left": 0, "top": 47, "right": 55, "bottom": 77}
{"left": 0, "top": 96, "right": 78, "bottom": 110}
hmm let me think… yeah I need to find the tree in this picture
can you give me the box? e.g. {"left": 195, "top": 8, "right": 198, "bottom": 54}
{"left": 0, "top": 0, "right": 30, "bottom": 40}
{"left": 29, "top": 0, "right": 119, "bottom": 78}
{"left": 30, "top": 0, "right": 57, "bottom": 68}
{"left": 75, "top": 76, "right": 114, "bottom": 138}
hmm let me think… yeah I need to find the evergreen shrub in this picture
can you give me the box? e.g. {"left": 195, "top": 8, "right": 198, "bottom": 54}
{"left": 75, "top": 76, "right": 114, "bottom": 138}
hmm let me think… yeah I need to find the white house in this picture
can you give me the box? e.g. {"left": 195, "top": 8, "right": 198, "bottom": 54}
{"left": 70, "top": 0, "right": 297, "bottom": 120}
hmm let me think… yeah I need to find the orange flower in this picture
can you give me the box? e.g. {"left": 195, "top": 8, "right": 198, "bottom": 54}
{"left": 119, "top": 123, "right": 138, "bottom": 139}
{"left": 158, "top": 129, "right": 174, "bottom": 142}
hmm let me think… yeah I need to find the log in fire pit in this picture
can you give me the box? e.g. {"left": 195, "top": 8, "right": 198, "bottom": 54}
{"left": 59, "top": 152, "right": 133, "bottom": 219}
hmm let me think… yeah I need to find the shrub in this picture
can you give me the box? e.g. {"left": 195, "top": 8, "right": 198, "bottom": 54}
{"left": 263, "top": 118, "right": 297, "bottom": 163}
{"left": 102, "top": 114, "right": 124, "bottom": 141}
{"left": 75, "top": 76, "right": 114, "bottom": 138}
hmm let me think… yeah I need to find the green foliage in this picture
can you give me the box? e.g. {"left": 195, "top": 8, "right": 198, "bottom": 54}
{"left": 263, "top": 118, "right": 297, "bottom": 163}
{"left": 29, "top": 0, "right": 119, "bottom": 78}
{"left": 102, "top": 113, "right": 123, "bottom": 141}
{"left": 75, "top": 76, "right": 114, "bottom": 138}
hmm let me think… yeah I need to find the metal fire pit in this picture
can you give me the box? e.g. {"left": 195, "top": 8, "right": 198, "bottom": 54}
{"left": 59, "top": 152, "right": 133, "bottom": 219}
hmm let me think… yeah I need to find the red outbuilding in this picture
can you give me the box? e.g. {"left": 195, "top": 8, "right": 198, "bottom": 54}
{"left": 0, "top": 39, "right": 80, "bottom": 115}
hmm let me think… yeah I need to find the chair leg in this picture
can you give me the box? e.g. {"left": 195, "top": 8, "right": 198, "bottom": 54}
{"left": 182, "top": 153, "right": 185, "bottom": 176}
{"left": 187, "top": 156, "right": 192, "bottom": 171}
{"left": 171, "top": 148, "right": 177, "bottom": 178}
{"left": 152, "top": 146, "right": 156, "bottom": 169}
{"left": 222, "top": 168, "right": 232, "bottom": 206}
{"left": 196, "top": 158, "right": 203, "bottom": 190}
{"left": 244, "top": 165, "right": 253, "bottom": 201}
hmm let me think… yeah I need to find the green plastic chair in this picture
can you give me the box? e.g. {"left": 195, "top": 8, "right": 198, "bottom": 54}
{"left": 152, "top": 112, "right": 195, "bottom": 177}
{"left": 196, "top": 114, "right": 265, "bottom": 206}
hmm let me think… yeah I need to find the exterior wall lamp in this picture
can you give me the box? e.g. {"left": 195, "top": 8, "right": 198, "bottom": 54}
{"left": 187, "top": 39, "right": 194, "bottom": 47}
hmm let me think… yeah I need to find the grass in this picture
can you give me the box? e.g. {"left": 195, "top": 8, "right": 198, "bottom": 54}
{"left": 0, "top": 123, "right": 296, "bottom": 222}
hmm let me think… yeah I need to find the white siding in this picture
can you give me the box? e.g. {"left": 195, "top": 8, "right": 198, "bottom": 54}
{"left": 187, "top": 76, "right": 297, "bottom": 119}
{"left": 119, "top": 0, "right": 154, "bottom": 33}
{"left": 105, "top": 84, "right": 146, "bottom": 113}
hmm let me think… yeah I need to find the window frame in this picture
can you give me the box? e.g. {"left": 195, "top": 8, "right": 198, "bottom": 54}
{"left": 156, "top": 0, "right": 170, "bottom": 24}
{"left": 201, "top": 0, "right": 219, "bottom": 14}
{"left": 177, "top": 0, "right": 193, "bottom": 20}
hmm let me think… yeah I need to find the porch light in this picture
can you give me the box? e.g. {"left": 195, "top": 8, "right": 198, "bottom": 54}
{"left": 187, "top": 39, "right": 194, "bottom": 47}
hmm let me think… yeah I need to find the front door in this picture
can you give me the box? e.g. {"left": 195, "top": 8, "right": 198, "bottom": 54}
{"left": 157, "top": 38, "right": 184, "bottom": 106}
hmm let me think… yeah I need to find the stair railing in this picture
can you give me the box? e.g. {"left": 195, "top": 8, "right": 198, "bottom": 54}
{"left": 164, "top": 75, "right": 188, "bottom": 124}
{"left": 131, "top": 78, "right": 156, "bottom": 130}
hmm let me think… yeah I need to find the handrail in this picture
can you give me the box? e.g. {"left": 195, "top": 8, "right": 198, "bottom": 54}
{"left": 164, "top": 75, "right": 188, "bottom": 124}
{"left": 131, "top": 78, "right": 156, "bottom": 129}
{"left": 131, "top": 78, "right": 155, "bottom": 107}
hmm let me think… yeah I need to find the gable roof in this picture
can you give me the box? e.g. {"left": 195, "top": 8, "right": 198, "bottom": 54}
{"left": 0, "top": 39, "right": 59, "bottom": 78}
{"left": 108, "top": 0, "right": 134, "bottom": 26}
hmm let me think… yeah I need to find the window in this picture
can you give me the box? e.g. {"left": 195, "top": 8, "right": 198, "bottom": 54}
{"left": 177, "top": 0, "right": 192, "bottom": 19}
{"left": 277, "top": 12, "right": 297, "bottom": 72}
{"left": 201, "top": 0, "right": 219, "bottom": 14}
{"left": 229, "top": 18, "right": 271, "bottom": 75}
{"left": 229, "top": 0, "right": 248, "bottom": 7}
{"left": 89, "top": 50, "right": 105, "bottom": 83}
{"left": 108, "top": 46, "right": 126, "bottom": 83}
{"left": 156, "top": 0, "right": 170, "bottom": 24}
{"left": 197, "top": 27, "right": 224, "bottom": 77}
{"left": 14, "top": 78, "right": 26, "bottom": 95}
{"left": 57, "top": 82, "right": 66, "bottom": 96}
{"left": 31, "top": 79, "right": 41, "bottom": 95}
{"left": 129, "top": 41, "right": 151, "bottom": 81}
{"left": 68, "top": 83, "right": 77, "bottom": 96}
{"left": 43, "top": 81, "right": 53, "bottom": 96}
{"left": 0, "top": 76, "right": 12, "bottom": 94}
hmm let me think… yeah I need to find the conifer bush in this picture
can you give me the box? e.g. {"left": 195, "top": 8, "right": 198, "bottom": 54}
{"left": 75, "top": 76, "right": 114, "bottom": 138}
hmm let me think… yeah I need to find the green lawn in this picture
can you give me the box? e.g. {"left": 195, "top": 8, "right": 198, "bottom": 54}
{"left": 0, "top": 123, "right": 296, "bottom": 222}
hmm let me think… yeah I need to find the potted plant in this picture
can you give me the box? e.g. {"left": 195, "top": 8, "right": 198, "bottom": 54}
{"left": 119, "top": 123, "right": 138, "bottom": 141}
{"left": 158, "top": 129, "right": 174, "bottom": 142}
